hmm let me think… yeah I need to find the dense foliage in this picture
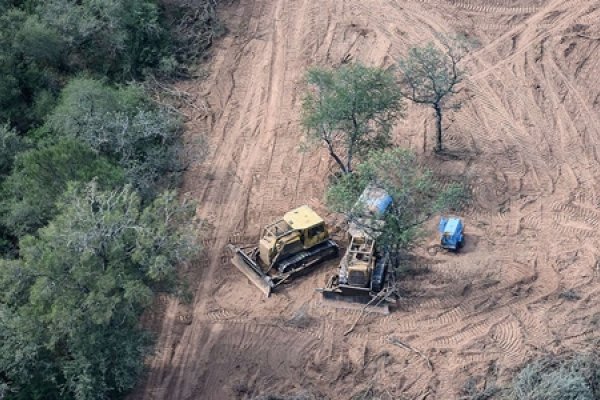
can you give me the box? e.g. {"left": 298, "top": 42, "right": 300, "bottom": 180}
{"left": 1, "top": 139, "right": 125, "bottom": 237}
{"left": 46, "top": 78, "right": 185, "bottom": 198}
{"left": 0, "top": 183, "right": 197, "bottom": 399}
{"left": 0, "top": 0, "right": 216, "bottom": 398}
{"left": 0, "top": 125, "right": 24, "bottom": 179}
{"left": 0, "top": 0, "right": 220, "bottom": 131}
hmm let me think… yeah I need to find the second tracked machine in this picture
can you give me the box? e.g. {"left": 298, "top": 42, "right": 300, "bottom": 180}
{"left": 228, "top": 205, "right": 339, "bottom": 297}
{"left": 317, "top": 185, "right": 398, "bottom": 314}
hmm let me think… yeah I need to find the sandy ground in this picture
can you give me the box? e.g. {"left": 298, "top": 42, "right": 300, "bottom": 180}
{"left": 132, "top": 0, "right": 600, "bottom": 398}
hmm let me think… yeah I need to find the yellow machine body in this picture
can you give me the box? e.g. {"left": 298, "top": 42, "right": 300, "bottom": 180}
{"left": 229, "top": 205, "right": 338, "bottom": 297}
{"left": 258, "top": 205, "right": 329, "bottom": 268}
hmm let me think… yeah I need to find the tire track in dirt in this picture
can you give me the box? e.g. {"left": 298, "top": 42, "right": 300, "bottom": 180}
{"left": 134, "top": 0, "right": 600, "bottom": 398}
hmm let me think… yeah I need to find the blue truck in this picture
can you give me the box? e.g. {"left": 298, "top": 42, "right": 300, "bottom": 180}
{"left": 438, "top": 217, "right": 465, "bottom": 251}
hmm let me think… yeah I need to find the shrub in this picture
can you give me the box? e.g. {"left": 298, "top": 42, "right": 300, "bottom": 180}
{"left": 0, "top": 9, "right": 63, "bottom": 130}
{"left": 510, "top": 354, "right": 600, "bottom": 400}
{"left": 39, "top": 0, "right": 166, "bottom": 79}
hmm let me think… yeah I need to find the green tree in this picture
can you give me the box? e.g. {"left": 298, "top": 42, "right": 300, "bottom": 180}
{"left": 0, "top": 124, "right": 25, "bottom": 179}
{"left": 397, "top": 36, "right": 475, "bottom": 152}
{"left": 46, "top": 78, "right": 184, "bottom": 198}
{"left": 1, "top": 139, "right": 124, "bottom": 237}
{"left": 0, "top": 8, "right": 63, "bottom": 130}
{"left": 0, "top": 182, "right": 198, "bottom": 400}
{"left": 302, "top": 63, "right": 403, "bottom": 175}
{"left": 327, "top": 148, "right": 464, "bottom": 250}
{"left": 39, "top": 0, "right": 166, "bottom": 79}
{"left": 0, "top": 125, "right": 28, "bottom": 254}
{"left": 0, "top": 0, "right": 221, "bottom": 132}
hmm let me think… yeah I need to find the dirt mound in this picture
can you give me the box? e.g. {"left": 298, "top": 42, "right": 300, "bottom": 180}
{"left": 131, "top": 0, "right": 600, "bottom": 398}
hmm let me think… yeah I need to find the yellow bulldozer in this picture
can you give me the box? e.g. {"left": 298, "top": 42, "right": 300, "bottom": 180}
{"left": 228, "top": 205, "right": 339, "bottom": 296}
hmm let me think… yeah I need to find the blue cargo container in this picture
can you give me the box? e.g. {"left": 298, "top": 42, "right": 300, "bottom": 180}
{"left": 355, "top": 185, "right": 393, "bottom": 217}
{"left": 439, "top": 217, "right": 464, "bottom": 251}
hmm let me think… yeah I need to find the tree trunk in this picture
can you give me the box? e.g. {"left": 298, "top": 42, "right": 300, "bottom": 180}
{"left": 325, "top": 139, "right": 349, "bottom": 174}
{"left": 434, "top": 103, "right": 443, "bottom": 152}
{"left": 348, "top": 113, "right": 359, "bottom": 173}
{"left": 332, "top": 149, "right": 349, "bottom": 174}
{"left": 346, "top": 142, "right": 353, "bottom": 174}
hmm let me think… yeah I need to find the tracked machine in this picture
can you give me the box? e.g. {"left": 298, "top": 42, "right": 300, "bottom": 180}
{"left": 228, "top": 205, "right": 339, "bottom": 297}
{"left": 317, "top": 185, "right": 398, "bottom": 313}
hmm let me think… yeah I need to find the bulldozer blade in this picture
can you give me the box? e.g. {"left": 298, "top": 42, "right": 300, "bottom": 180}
{"left": 319, "top": 290, "right": 390, "bottom": 315}
{"left": 228, "top": 245, "right": 273, "bottom": 297}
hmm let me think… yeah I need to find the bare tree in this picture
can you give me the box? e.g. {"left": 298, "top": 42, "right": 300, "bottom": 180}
{"left": 397, "top": 35, "right": 475, "bottom": 152}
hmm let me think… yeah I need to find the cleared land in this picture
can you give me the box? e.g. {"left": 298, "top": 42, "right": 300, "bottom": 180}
{"left": 133, "top": 0, "right": 600, "bottom": 398}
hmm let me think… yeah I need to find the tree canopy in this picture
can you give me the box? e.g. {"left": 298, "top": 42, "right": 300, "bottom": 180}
{"left": 1, "top": 139, "right": 125, "bottom": 237}
{"left": 302, "top": 63, "right": 404, "bottom": 174}
{"left": 46, "top": 78, "right": 184, "bottom": 198}
{"left": 0, "top": 1, "right": 215, "bottom": 398}
{"left": 0, "top": 0, "right": 220, "bottom": 133}
{"left": 0, "top": 182, "right": 198, "bottom": 399}
{"left": 0, "top": 125, "right": 25, "bottom": 180}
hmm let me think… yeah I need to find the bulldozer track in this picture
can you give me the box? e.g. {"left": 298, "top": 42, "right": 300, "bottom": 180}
{"left": 408, "top": 0, "right": 544, "bottom": 14}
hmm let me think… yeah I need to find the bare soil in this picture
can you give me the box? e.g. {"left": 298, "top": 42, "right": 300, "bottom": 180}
{"left": 132, "top": 0, "right": 600, "bottom": 398}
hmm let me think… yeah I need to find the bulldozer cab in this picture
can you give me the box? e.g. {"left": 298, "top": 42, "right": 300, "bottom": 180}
{"left": 259, "top": 206, "right": 329, "bottom": 266}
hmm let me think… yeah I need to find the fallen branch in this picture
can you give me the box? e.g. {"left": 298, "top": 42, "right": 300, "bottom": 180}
{"left": 343, "top": 289, "right": 396, "bottom": 336}
{"left": 417, "top": 390, "right": 431, "bottom": 400}
{"left": 343, "top": 295, "right": 381, "bottom": 336}
{"left": 576, "top": 34, "right": 600, "bottom": 41}
{"left": 387, "top": 336, "right": 433, "bottom": 371}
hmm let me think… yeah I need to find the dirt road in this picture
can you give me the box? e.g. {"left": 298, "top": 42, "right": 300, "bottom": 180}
{"left": 133, "top": 0, "right": 600, "bottom": 398}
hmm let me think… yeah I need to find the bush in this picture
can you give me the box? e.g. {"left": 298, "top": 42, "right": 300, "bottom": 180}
{"left": 0, "top": 9, "right": 63, "bottom": 130}
{"left": 0, "top": 0, "right": 220, "bottom": 132}
{"left": 161, "top": 0, "right": 223, "bottom": 74}
{"left": 38, "top": 0, "right": 220, "bottom": 80}
{"left": 511, "top": 354, "right": 600, "bottom": 400}
{"left": 326, "top": 148, "right": 464, "bottom": 250}
{"left": 39, "top": 0, "right": 167, "bottom": 79}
